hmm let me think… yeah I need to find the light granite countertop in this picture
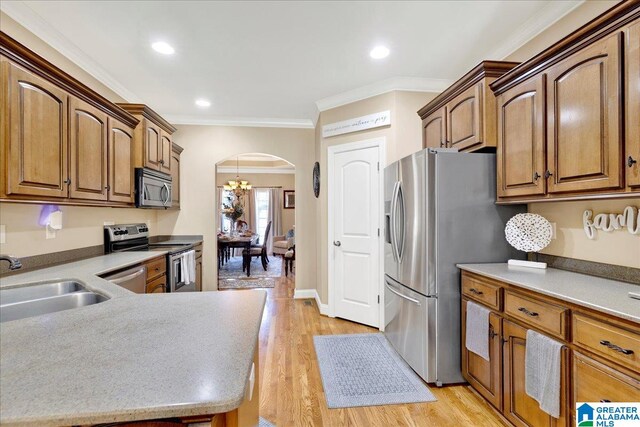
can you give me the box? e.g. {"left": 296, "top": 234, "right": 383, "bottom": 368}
{"left": 457, "top": 263, "right": 640, "bottom": 323}
{"left": 0, "top": 252, "right": 266, "bottom": 426}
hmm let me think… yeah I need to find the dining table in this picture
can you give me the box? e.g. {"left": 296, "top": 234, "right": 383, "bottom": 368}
{"left": 217, "top": 233, "right": 259, "bottom": 276}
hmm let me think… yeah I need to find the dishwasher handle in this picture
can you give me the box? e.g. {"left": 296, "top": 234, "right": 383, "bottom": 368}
{"left": 106, "top": 265, "right": 147, "bottom": 294}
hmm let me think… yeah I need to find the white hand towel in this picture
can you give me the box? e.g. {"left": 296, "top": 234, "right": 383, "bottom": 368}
{"left": 465, "top": 301, "right": 490, "bottom": 361}
{"left": 181, "top": 250, "right": 196, "bottom": 285}
{"left": 525, "top": 329, "right": 563, "bottom": 418}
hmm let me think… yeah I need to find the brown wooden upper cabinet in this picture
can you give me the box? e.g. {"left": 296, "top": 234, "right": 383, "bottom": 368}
{"left": 117, "top": 104, "right": 177, "bottom": 176}
{"left": 627, "top": 21, "right": 640, "bottom": 188}
{"left": 546, "top": 33, "right": 623, "bottom": 194}
{"left": 170, "top": 143, "right": 183, "bottom": 209}
{"left": 0, "top": 33, "right": 139, "bottom": 206}
{"left": 491, "top": 4, "right": 639, "bottom": 203}
{"left": 418, "top": 61, "right": 519, "bottom": 152}
{"left": 1, "top": 59, "right": 69, "bottom": 199}
{"left": 496, "top": 74, "right": 546, "bottom": 198}
{"left": 69, "top": 97, "right": 109, "bottom": 201}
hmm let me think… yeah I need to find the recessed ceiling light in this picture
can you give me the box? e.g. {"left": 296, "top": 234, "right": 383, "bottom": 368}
{"left": 195, "top": 99, "right": 211, "bottom": 108}
{"left": 370, "top": 45, "right": 390, "bottom": 59}
{"left": 151, "top": 41, "right": 175, "bottom": 55}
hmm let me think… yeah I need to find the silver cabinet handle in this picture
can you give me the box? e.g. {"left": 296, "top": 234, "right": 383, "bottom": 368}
{"left": 385, "top": 281, "right": 420, "bottom": 305}
{"left": 333, "top": 241, "right": 341, "bottom": 247}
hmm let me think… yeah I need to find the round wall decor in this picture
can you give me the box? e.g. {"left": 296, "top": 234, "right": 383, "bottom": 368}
{"left": 313, "top": 162, "right": 320, "bottom": 198}
{"left": 505, "top": 213, "right": 552, "bottom": 253}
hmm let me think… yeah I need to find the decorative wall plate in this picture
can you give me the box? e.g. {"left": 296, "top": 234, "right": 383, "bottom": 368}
{"left": 313, "top": 162, "right": 320, "bottom": 198}
{"left": 505, "top": 213, "right": 552, "bottom": 253}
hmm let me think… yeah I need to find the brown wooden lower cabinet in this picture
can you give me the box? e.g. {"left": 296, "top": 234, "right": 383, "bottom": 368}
{"left": 195, "top": 242, "right": 203, "bottom": 292}
{"left": 461, "top": 270, "right": 639, "bottom": 427}
{"left": 461, "top": 298, "right": 502, "bottom": 410}
{"left": 502, "top": 319, "right": 569, "bottom": 427}
{"left": 145, "top": 275, "right": 166, "bottom": 294}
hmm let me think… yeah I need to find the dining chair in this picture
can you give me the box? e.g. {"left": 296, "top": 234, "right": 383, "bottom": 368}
{"left": 243, "top": 221, "right": 271, "bottom": 273}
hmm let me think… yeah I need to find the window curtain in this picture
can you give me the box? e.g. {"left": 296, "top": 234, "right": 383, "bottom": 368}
{"left": 238, "top": 189, "right": 257, "bottom": 232}
{"left": 266, "top": 188, "right": 282, "bottom": 254}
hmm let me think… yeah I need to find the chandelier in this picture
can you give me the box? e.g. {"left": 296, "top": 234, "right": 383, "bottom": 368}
{"left": 223, "top": 157, "right": 252, "bottom": 199}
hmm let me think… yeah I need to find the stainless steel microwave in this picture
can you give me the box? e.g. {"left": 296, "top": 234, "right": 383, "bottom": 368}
{"left": 135, "top": 168, "right": 172, "bottom": 209}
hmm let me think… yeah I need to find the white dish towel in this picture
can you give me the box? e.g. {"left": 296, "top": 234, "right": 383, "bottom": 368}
{"left": 465, "top": 301, "right": 490, "bottom": 361}
{"left": 181, "top": 250, "right": 196, "bottom": 285}
{"left": 525, "top": 329, "right": 563, "bottom": 418}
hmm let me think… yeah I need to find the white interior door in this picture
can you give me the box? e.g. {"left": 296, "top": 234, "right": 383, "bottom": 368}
{"left": 329, "top": 141, "right": 381, "bottom": 328}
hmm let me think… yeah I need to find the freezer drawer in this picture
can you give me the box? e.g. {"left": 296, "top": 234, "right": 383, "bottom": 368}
{"left": 383, "top": 275, "right": 436, "bottom": 382}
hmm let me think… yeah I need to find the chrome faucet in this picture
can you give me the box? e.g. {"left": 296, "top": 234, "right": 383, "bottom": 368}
{"left": 0, "top": 255, "right": 22, "bottom": 271}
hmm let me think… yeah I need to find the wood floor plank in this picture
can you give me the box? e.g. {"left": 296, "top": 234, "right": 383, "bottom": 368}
{"left": 222, "top": 263, "right": 506, "bottom": 426}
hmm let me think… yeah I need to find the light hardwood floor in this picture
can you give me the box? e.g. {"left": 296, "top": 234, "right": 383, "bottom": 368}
{"left": 222, "top": 264, "right": 506, "bottom": 426}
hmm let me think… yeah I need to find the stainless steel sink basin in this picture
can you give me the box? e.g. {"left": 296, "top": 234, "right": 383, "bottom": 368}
{"left": 0, "top": 281, "right": 85, "bottom": 305}
{"left": 0, "top": 281, "right": 109, "bottom": 323}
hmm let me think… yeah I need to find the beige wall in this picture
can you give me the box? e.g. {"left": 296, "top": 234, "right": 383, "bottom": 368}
{"left": 0, "top": 12, "right": 158, "bottom": 259}
{"left": 0, "top": 203, "right": 157, "bottom": 257}
{"left": 530, "top": 200, "right": 640, "bottom": 269}
{"left": 216, "top": 172, "right": 296, "bottom": 234}
{"left": 505, "top": 1, "right": 618, "bottom": 62}
{"left": 0, "top": 12, "right": 126, "bottom": 103}
{"left": 156, "top": 125, "right": 316, "bottom": 292}
{"left": 315, "top": 91, "right": 438, "bottom": 303}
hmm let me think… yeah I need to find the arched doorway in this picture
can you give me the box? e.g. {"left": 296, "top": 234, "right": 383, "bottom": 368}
{"left": 215, "top": 153, "right": 296, "bottom": 293}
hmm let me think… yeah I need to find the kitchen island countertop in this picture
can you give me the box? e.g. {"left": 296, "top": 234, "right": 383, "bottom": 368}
{"left": 0, "top": 252, "right": 266, "bottom": 426}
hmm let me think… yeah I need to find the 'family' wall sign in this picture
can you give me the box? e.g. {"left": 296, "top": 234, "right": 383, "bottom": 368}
{"left": 583, "top": 206, "right": 640, "bottom": 239}
{"left": 322, "top": 110, "right": 391, "bottom": 138}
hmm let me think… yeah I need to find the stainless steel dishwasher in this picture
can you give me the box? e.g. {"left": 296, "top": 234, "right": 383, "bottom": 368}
{"left": 104, "top": 265, "right": 147, "bottom": 294}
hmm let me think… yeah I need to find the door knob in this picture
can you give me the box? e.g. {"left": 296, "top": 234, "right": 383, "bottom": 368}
{"left": 333, "top": 241, "right": 341, "bottom": 247}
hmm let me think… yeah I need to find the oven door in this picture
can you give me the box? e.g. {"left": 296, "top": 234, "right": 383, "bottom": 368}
{"left": 136, "top": 168, "right": 172, "bottom": 209}
{"left": 170, "top": 255, "right": 196, "bottom": 292}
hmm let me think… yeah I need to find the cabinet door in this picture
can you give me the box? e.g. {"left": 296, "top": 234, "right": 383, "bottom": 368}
{"left": 573, "top": 352, "right": 640, "bottom": 406}
{"left": 497, "top": 75, "right": 546, "bottom": 198}
{"left": 422, "top": 107, "right": 446, "bottom": 149}
{"left": 546, "top": 32, "right": 623, "bottom": 194}
{"left": 446, "top": 83, "right": 482, "bottom": 151}
{"left": 144, "top": 120, "right": 161, "bottom": 170}
{"left": 146, "top": 275, "right": 166, "bottom": 293}
{"left": 626, "top": 22, "right": 640, "bottom": 188}
{"left": 196, "top": 257, "right": 202, "bottom": 292}
{"left": 69, "top": 97, "right": 108, "bottom": 201}
{"left": 503, "top": 319, "right": 568, "bottom": 427}
{"left": 159, "top": 131, "right": 172, "bottom": 174}
{"left": 171, "top": 147, "right": 181, "bottom": 208}
{"left": 3, "top": 60, "right": 68, "bottom": 198}
{"left": 108, "top": 118, "right": 134, "bottom": 203}
{"left": 461, "top": 299, "right": 503, "bottom": 410}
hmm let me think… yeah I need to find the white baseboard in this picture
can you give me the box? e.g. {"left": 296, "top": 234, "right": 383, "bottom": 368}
{"left": 293, "top": 288, "right": 329, "bottom": 316}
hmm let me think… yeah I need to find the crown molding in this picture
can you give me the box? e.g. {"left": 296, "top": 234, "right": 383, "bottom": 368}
{"left": 217, "top": 166, "right": 295, "bottom": 175}
{"left": 485, "top": 0, "right": 585, "bottom": 60}
{"left": 0, "top": 1, "right": 141, "bottom": 103}
{"left": 165, "top": 115, "right": 315, "bottom": 129}
{"left": 315, "top": 76, "right": 452, "bottom": 112}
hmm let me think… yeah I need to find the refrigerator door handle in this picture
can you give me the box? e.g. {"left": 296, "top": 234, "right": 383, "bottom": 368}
{"left": 390, "top": 181, "right": 400, "bottom": 262}
{"left": 385, "top": 280, "right": 421, "bottom": 305}
{"left": 396, "top": 181, "right": 406, "bottom": 262}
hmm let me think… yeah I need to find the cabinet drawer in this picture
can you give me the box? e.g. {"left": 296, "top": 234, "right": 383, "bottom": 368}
{"left": 504, "top": 291, "right": 567, "bottom": 339}
{"left": 145, "top": 274, "right": 167, "bottom": 293}
{"left": 574, "top": 352, "right": 640, "bottom": 404}
{"left": 461, "top": 274, "right": 501, "bottom": 310}
{"left": 195, "top": 243, "right": 203, "bottom": 259}
{"left": 573, "top": 313, "right": 639, "bottom": 372}
{"left": 145, "top": 256, "right": 166, "bottom": 281}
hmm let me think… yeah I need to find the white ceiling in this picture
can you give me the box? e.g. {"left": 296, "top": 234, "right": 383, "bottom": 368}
{"left": 2, "top": 1, "right": 583, "bottom": 127}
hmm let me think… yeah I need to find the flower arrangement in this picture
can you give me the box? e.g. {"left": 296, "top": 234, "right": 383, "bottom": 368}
{"left": 222, "top": 200, "right": 244, "bottom": 222}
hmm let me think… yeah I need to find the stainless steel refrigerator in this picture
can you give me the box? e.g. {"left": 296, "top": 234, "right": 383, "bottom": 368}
{"left": 383, "top": 148, "right": 524, "bottom": 385}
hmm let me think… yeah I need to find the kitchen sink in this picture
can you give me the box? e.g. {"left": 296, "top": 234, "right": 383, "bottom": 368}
{"left": 0, "top": 281, "right": 109, "bottom": 323}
